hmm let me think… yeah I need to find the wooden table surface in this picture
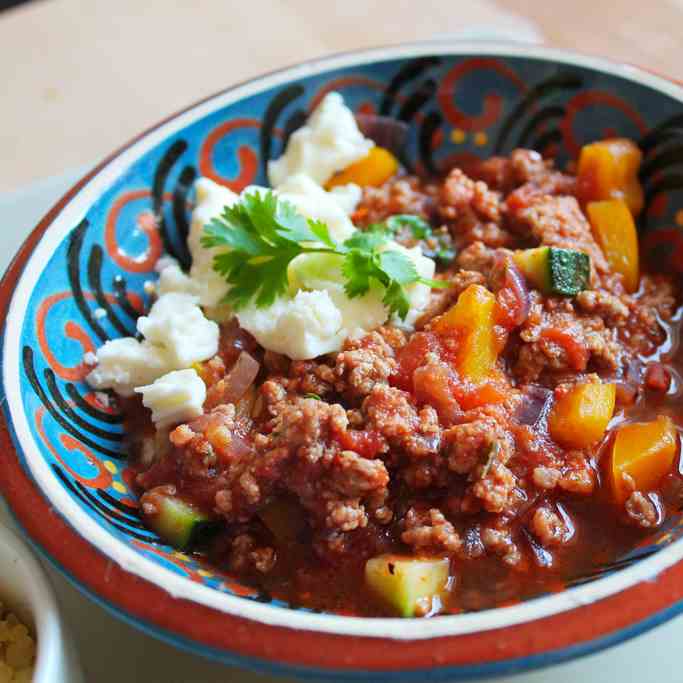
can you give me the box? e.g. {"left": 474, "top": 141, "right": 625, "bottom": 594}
{"left": 1, "top": 0, "right": 682, "bottom": 192}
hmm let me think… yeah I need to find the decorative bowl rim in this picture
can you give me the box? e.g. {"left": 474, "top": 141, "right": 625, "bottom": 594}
{"left": 3, "top": 38, "right": 683, "bottom": 652}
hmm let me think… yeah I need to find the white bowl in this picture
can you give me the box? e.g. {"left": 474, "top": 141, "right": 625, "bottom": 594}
{"left": 0, "top": 522, "right": 83, "bottom": 683}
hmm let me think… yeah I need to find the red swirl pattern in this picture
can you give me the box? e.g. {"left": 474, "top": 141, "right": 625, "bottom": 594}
{"left": 106, "top": 190, "right": 164, "bottom": 273}
{"left": 438, "top": 58, "right": 525, "bottom": 131}
{"left": 36, "top": 291, "right": 144, "bottom": 381}
{"left": 37, "top": 292, "right": 96, "bottom": 381}
{"left": 35, "top": 407, "right": 113, "bottom": 489}
{"left": 309, "top": 76, "right": 387, "bottom": 112}
{"left": 199, "top": 118, "right": 260, "bottom": 191}
{"left": 560, "top": 91, "right": 648, "bottom": 156}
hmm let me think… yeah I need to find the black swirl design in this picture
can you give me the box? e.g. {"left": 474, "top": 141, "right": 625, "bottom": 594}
{"left": 87, "top": 246, "right": 137, "bottom": 338}
{"left": 493, "top": 71, "right": 583, "bottom": 154}
{"left": 24, "top": 346, "right": 125, "bottom": 460}
{"left": 67, "top": 219, "right": 110, "bottom": 344}
{"left": 171, "top": 165, "right": 197, "bottom": 270}
{"left": 44, "top": 369, "right": 123, "bottom": 441}
{"left": 64, "top": 383, "right": 123, "bottom": 424}
{"left": 379, "top": 56, "right": 442, "bottom": 116}
{"left": 112, "top": 276, "right": 142, "bottom": 322}
{"left": 152, "top": 140, "right": 197, "bottom": 269}
{"left": 638, "top": 118, "right": 683, "bottom": 229}
{"left": 52, "top": 464, "right": 158, "bottom": 543}
{"left": 259, "top": 85, "right": 306, "bottom": 173}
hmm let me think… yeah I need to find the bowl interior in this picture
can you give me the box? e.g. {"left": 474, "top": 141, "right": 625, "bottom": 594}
{"left": 4, "top": 44, "right": 683, "bottom": 637}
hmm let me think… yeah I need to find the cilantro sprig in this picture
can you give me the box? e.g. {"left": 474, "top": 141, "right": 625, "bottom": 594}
{"left": 201, "top": 191, "right": 448, "bottom": 320}
{"left": 375, "top": 214, "right": 456, "bottom": 265}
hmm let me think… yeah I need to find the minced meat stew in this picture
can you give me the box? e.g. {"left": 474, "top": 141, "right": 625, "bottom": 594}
{"left": 126, "top": 138, "right": 683, "bottom": 618}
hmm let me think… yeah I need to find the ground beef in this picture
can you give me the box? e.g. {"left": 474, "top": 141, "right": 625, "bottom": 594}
{"left": 440, "top": 168, "right": 500, "bottom": 221}
{"left": 480, "top": 526, "right": 521, "bottom": 566}
{"left": 532, "top": 466, "right": 561, "bottom": 490}
{"left": 530, "top": 507, "right": 573, "bottom": 547}
{"left": 444, "top": 418, "right": 512, "bottom": 475}
{"left": 363, "top": 384, "right": 441, "bottom": 457}
{"left": 625, "top": 492, "right": 661, "bottom": 528}
{"left": 467, "top": 462, "right": 517, "bottom": 514}
{"left": 455, "top": 241, "right": 497, "bottom": 276}
{"left": 514, "top": 296, "right": 622, "bottom": 383}
{"left": 354, "top": 176, "right": 440, "bottom": 225}
{"left": 334, "top": 327, "right": 404, "bottom": 400}
{"left": 401, "top": 507, "right": 461, "bottom": 554}
{"left": 288, "top": 360, "right": 336, "bottom": 396}
{"left": 575, "top": 289, "right": 630, "bottom": 326}
{"left": 466, "top": 149, "right": 575, "bottom": 197}
{"left": 229, "top": 534, "right": 277, "bottom": 574}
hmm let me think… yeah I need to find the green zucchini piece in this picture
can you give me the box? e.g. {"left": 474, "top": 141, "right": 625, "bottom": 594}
{"left": 514, "top": 246, "right": 590, "bottom": 296}
{"left": 365, "top": 554, "right": 450, "bottom": 617}
{"left": 142, "top": 488, "right": 214, "bottom": 551}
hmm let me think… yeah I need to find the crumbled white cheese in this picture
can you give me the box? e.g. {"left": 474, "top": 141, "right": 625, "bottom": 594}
{"left": 87, "top": 289, "right": 219, "bottom": 396}
{"left": 137, "top": 292, "right": 219, "bottom": 368}
{"left": 328, "top": 183, "right": 362, "bottom": 214}
{"left": 237, "top": 290, "right": 344, "bottom": 360}
{"left": 94, "top": 307, "right": 107, "bottom": 319}
{"left": 268, "top": 92, "right": 373, "bottom": 188}
{"left": 239, "top": 239, "right": 434, "bottom": 361}
{"left": 275, "top": 173, "right": 356, "bottom": 242}
{"left": 143, "top": 280, "right": 156, "bottom": 295}
{"left": 83, "top": 351, "right": 97, "bottom": 366}
{"left": 86, "top": 338, "right": 174, "bottom": 397}
{"left": 156, "top": 256, "right": 200, "bottom": 297}
{"left": 135, "top": 368, "right": 206, "bottom": 429}
{"left": 388, "top": 243, "right": 437, "bottom": 329}
{"left": 187, "top": 177, "right": 239, "bottom": 308}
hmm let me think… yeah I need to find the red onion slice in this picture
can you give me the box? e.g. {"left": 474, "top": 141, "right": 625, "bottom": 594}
{"left": 515, "top": 386, "right": 553, "bottom": 427}
{"left": 220, "top": 351, "right": 260, "bottom": 405}
{"left": 491, "top": 253, "right": 530, "bottom": 328}
{"left": 355, "top": 114, "right": 409, "bottom": 155}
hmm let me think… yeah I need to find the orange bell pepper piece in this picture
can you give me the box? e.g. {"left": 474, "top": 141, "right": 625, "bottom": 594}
{"left": 548, "top": 381, "right": 616, "bottom": 449}
{"left": 326, "top": 147, "right": 398, "bottom": 189}
{"left": 576, "top": 138, "right": 644, "bottom": 216}
{"left": 608, "top": 415, "right": 678, "bottom": 503}
{"left": 432, "top": 284, "right": 498, "bottom": 383}
{"left": 586, "top": 199, "right": 640, "bottom": 292}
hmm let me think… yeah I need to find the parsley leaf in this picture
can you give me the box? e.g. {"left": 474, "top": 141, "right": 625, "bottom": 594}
{"left": 203, "top": 192, "right": 450, "bottom": 318}
{"left": 385, "top": 214, "right": 433, "bottom": 239}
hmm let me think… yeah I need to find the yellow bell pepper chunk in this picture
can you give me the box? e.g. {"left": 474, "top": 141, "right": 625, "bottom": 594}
{"left": 326, "top": 146, "right": 398, "bottom": 189}
{"left": 608, "top": 416, "right": 678, "bottom": 504}
{"left": 548, "top": 381, "right": 616, "bottom": 449}
{"left": 577, "top": 138, "right": 644, "bottom": 216}
{"left": 432, "top": 284, "right": 498, "bottom": 383}
{"left": 586, "top": 199, "right": 640, "bottom": 293}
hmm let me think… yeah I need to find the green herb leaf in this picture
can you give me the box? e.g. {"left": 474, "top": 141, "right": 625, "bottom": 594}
{"left": 203, "top": 192, "right": 450, "bottom": 319}
{"left": 343, "top": 226, "right": 391, "bottom": 252}
{"left": 379, "top": 250, "right": 419, "bottom": 284}
{"left": 382, "top": 281, "right": 411, "bottom": 320}
{"left": 385, "top": 214, "right": 433, "bottom": 239}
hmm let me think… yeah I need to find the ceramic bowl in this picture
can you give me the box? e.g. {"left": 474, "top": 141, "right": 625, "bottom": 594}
{"left": 2, "top": 41, "right": 683, "bottom": 681}
{"left": 0, "top": 521, "right": 83, "bottom": 682}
